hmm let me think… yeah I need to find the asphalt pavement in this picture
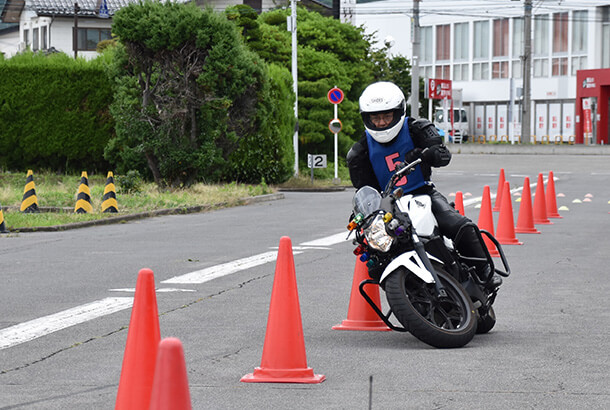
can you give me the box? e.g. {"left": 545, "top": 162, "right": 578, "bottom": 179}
{"left": 1, "top": 152, "right": 609, "bottom": 409}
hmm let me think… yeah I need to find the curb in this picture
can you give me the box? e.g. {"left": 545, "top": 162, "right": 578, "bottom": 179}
{"left": 278, "top": 186, "right": 347, "bottom": 192}
{"left": 449, "top": 143, "right": 610, "bottom": 155}
{"left": 4, "top": 193, "right": 284, "bottom": 233}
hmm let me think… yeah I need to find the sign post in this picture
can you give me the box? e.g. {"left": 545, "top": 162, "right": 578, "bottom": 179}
{"left": 327, "top": 87, "right": 344, "bottom": 183}
{"left": 307, "top": 154, "right": 327, "bottom": 184}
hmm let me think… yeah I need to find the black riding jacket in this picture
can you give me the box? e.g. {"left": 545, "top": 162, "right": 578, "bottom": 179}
{"left": 346, "top": 117, "right": 452, "bottom": 192}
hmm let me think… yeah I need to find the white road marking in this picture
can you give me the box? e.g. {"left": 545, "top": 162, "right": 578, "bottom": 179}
{"left": 301, "top": 232, "right": 350, "bottom": 247}
{"left": 162, "top": 250, "right": 305, "bottom": 285}
{"left": 0, "top": 297, "right": 133, "bottom": 350}
{"left": 2, "top": 233, "right": 349, "bottom": 349}
{"left": 108, "top": 288, "right": 196, "bottom": 293}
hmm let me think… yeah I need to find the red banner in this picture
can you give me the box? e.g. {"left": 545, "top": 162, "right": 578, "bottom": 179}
{"left": 427, "top": 78, "right": 452, "bottom": 100}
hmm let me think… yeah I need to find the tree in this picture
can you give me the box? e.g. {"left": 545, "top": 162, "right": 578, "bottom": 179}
{"left": 228, "top": 6, "right": 374, "bottom": 165}
{"left": 108, "top": 2, "right": 293, "bottom": 186}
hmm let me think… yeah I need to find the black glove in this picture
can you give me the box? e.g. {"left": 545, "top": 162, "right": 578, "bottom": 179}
{"left": 404, "top": 148, "right": 423, "bottom": 165}
{"left": 420, "top": 147, "right": 435, "bottom": 163}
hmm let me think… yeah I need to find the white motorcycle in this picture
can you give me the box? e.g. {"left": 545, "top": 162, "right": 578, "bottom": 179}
{"left": 347, "top": 157, "right": 510, "bottom": 348}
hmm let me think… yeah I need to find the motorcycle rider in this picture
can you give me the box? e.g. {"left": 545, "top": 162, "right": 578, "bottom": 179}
{"left": 347, "top": 81, "right": 500, "bottom": 288}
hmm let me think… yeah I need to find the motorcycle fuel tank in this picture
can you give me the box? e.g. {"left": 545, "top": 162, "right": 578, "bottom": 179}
{"left": 396, "top": 195, "right": 437, "bottom": 237}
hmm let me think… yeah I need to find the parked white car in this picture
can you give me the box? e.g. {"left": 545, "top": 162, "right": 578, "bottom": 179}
{"left": 434, "top": 108, "right": 470, "bottom": 143}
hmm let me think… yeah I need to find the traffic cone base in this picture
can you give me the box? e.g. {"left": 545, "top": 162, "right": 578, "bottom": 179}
{"left": 241, "top": 367, "right": 325, "bottom": 384}
{"left": 241, "top": 236, "right": 325, "bottom": 384}
{"left": 332, "top": 259, "right": 390, "bottom": 331}
{"left": 515, "top": 177, "right": 540, "bottom": 234}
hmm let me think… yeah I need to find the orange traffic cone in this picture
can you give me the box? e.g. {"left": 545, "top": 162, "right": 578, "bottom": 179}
{"left": 332, "top": 258, "right": 391, "bottom": 331}
{"left": 545, "top": 171, "right": 562, "bottom": 218}
{"left": 149, "top": 338, "right": 192, "bottom": 410}
{"left": 116, "top": 268, "right": 161, "bottom": 410}
{"left": 493, "top": 168, "right": 506, "bottom": 212}
{"left": 515, "top": 177, "right": 540, "bottom": 234}
{"left": 533, "top": 173, "right": 552, "bottom": 225}
{"left": 241, "top": 236, "right": 325, "bottom": 384}
{"left": 495, "top": 181, "right": 522, "bottom": 245}
{"left": 454, "top": 191, "right": 465, "bottom": 216}
{"left": 477, "top": 185, "right": 500, "bottom": 257}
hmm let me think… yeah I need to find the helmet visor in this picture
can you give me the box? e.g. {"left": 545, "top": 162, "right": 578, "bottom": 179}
{"left": 362, "top": 109, "right": 403, "bottom": 132}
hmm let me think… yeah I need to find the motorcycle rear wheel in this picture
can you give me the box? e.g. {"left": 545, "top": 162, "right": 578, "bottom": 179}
{"left": 385, "top": 264, "right": 477, "bottom": 348}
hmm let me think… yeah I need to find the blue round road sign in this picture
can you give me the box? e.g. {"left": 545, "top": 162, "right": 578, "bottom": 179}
{"left": 327, "top": 87, "right": 344, "bottom": 104}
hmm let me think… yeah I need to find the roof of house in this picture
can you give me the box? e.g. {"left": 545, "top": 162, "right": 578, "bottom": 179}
{"left": 31, "top": 0, "right": 142, "bottom": 17}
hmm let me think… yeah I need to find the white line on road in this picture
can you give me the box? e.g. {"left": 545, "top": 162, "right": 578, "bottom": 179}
{"left": 1, "top": 232, "right": 350, "bottom": 349}
{"left": 161, "top": 250, "right": 303, "bottom": 285}
{"left": 0, "top": 297, "right": 133, "bottom": 350}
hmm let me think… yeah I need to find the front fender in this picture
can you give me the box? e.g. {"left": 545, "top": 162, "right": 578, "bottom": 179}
{"left": 379, "top": 251, "right": 443, "bottom": 285}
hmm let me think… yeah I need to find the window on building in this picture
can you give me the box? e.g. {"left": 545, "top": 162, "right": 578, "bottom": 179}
{"left": 421, "top": 65, "right": 433, "bottom": 80}
{"left": 534, "top": 59, "right": 548, "bottom": 77}
{"left": 492, "top": 19, "right": 508, "bottom": 79}
{"left": 552, "top": 12, "right": 568, "bottom": 53}
{"left": 473, "top": 21, "right": 489, "bottom": 59}
{"left": 473, "top": 62, "right": 489, "bottom": 80}
{"left": 77, "top": 28, "right": 112, "bottom": 51}
{"left": 436, "top": 24, "right": 450, "bottom": 61}
{"left": 454, "top": 22, "right": 468, "bottom": 60}
{"left": 420, "top": 26, "right": 433, "bottom": 64}
{"left": 493, "top": 18, "right": 508, "bottom": 57}
{"left": 603, "top": 6, "right": 610, "bottom": 68}
{"left": 551, "top": 12, "right": 568, "bottom": 77}
{"left": 243, "top": 0, "right": 261, "bottom": 12}
{"left": 33, "top": 27, "right": 39, "bottom": 51}
{"left": 453, "top": 63, "right": 468, "bottom": 81}
{"left": 492, "top": 61, "right": 508, "bottom": 79}
{"left": 23, "top": 29, "right": 29, "bottom": 46}
{"left": 435, "top": 64, "right": 450, "bottom": 79}
{"left": 512, "top": 60, "right": 522, "bottom": 79}
{"left": 41, "top": 26, "right": 47, "bottom": 50}
{"left": 571, "top": 10, "right": 587, "bottom": 74}
{"left": 512, "top": 17, "right": 523, "bottom": 58}
{"left": 552, "top": 57, "right": 567, "bottom": 76}
{"left": 571, "top": 56, "right": 587, "bottom": 75}
{"left": 534, "top": 15, "right": 549, "bottom": 78}
{"left": 534, "top": 15, "right": 549, "bottom": 56}
{"left": 571, "top": 11, "right": 587, "bottom": 53}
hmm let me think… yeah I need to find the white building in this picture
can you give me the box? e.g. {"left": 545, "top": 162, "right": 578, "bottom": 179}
{"left": 356, "top": 0, "right": 610, "bottom": 144}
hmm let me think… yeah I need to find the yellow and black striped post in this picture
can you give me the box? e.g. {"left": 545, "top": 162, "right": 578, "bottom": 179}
{"left": 20, "top": 169, "right": 39, "bottom": 213}
{"left": 0, "top": 203, "right": 9, "bottom": 233}
{"left": 101, "top": 171, "right": 118, "bottom": 213}
{"left": 74, "top": 171, "right": 93, "bottom": 214}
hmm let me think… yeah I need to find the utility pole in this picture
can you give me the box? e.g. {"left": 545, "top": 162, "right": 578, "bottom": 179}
{"left": 410, "top": 0, "right": 420, "bottom": 117}
{"left": 521, "top": 0, "right": 532, "bottom": 143}
{"left": 73, "top": 2, "right": 80, "bottom": 59}
{"left": 289, "top": 0, "right": 299, "bottom": 176}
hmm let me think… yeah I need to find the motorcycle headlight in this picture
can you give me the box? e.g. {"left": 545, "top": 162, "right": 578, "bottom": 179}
{"left": 364, "top": 214, "right": 395, "bottom": 252}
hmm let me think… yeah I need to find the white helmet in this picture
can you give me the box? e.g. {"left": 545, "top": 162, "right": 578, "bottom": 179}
{"left": 359, "top": 81, "right": 406, "bottom": 143}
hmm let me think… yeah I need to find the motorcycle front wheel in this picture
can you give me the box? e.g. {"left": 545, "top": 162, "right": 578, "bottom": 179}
{"left": 385, "top": 264, "right": 477, "bottom": 348}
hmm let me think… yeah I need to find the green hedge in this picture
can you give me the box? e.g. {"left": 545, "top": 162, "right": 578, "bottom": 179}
{"left": 0, "top": 52, "right": 114, "bottom": 172}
